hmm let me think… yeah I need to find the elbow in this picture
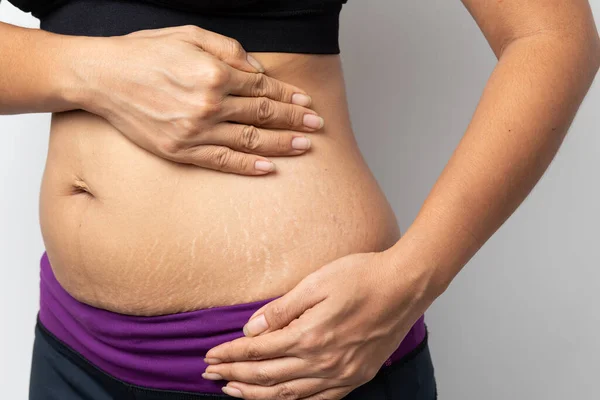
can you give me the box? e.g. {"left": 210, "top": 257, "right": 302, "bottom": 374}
{"left": 503, "top": 25, "right": 600, "bottom": 74}
{"left": 590, "top": 36, "right": 600, "bottom": 75}
{"left": 569, "top": 22, "right": 600, "bottom": 74}
{"left": 568, "top": 26, "right": 600, "bottom": 74}
{"left": 544, "top": 30, "right": 600, "bottom": 80}
{"left": 578, "top": 34, "right": 600, "bottom": 80}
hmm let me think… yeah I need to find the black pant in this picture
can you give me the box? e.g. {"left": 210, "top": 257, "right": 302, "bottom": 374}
{"left": 30, "top": 321, "right": 437, "bottom": 399}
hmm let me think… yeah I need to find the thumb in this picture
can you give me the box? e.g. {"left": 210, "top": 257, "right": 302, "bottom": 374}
{"left": 186, "top": 27, "right": 265, "bottom": 73}
{"left": 243, "top": 279, "right": 324, "bottom": 337}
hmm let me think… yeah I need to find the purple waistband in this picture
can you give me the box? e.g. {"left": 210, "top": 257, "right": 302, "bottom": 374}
{"left": 39, "top": 252, "right": 426, "bottom": 394}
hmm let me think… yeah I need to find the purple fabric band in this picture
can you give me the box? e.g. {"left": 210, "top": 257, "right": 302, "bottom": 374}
{"left": 39, "top": 252, "right": 426, "bottom": 394}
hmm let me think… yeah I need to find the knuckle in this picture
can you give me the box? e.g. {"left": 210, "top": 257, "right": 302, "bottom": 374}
{"left": 236, "top": 155, "right": 253, "bottom": 172}
{"left": 255, "top": 367, "right": 274, "bottom": 386}
{"left": 274, "top": 83, "right": 289, "bottom": 102}
{"left": 319, "top": 354, "right": 340, "bottom": 372}
{"left": 212, "top": 147, "right": 232, "bottom": 170}
{"left": 256, "top": 97, "right": 275, "bottom": 124}
{"left": 363, "top": 365, "right": 379, "bottom": 382}
{"left": 276, "top": 384, "right": 298, "bottom": 400}
{"left": 275, "top": 134, "right": 290, "bottom": 152}
{"left": 252, "top": 73, "right": 268, "bottom": 97}
{"left": 181, "top": 24, "right": 200, "bottom": 35}
{"left": 339, "top": 364, "right": 358, "bottom": 382}
{"left": 158, "top": 137, "right": 183, "bottom": 156}
{"left": 301, "top": 328, "right": 331, "bottom": 351}
{"left": 204, "top": 64, "right": 230, "bottom": 88}
{"left": 173, "top": 118, "right": 198, "bottom": 138}
{"left": 298, "top": 331, "right": 319, "bottom": 352}
{"left": 125, "top": 28, "right": 150, "bottom": 38}
{"left": 170, "top": 28, "right": 194, "bottom": 42}
{"left": 245, "top": 342, "right": 263, "bottom": 360}
{"left": 196, "top": 101, "right": 222, "bottom": 120}
{"left": 177, "top": 25, "right": 204, "bottom": 41}
{"left": 341, "top": 363, "right": 375, "bottom": 384}
{"left": 225, "top": 38, "right": 245, "bottom": 58}
{"left": 286, "top": 107, "right": 301, "bottom": 128}
{"left": 239, "top": 125, "right": 261, "bottom": 150}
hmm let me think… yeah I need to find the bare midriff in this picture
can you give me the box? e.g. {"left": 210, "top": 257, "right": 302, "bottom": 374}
{"left": 39, "top": 53, "right": 401, "bottom": 316}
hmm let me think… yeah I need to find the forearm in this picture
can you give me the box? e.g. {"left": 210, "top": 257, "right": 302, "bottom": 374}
{"left": 0, "top": 22, "right": 82, "bottom": 114}
{"left": 390, "top": 33, "right": 600, "bottom": 300}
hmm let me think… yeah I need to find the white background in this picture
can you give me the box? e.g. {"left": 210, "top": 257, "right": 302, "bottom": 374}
{"left": 1, "top": 1, "right": 599, "bottom": 398}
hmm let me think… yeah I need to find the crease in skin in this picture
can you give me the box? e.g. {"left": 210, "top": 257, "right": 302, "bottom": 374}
{"left": 227, "top": 195, "right": 247, "bottom": 265}
{"left": 41, "top": 53, "right": 403, "bottom": 314}
{"left": 72, "top": 178, "right": 92, "bottom": 195}
{"left": 254, "top": 228, "right": 279, "bottom": 294}
{"left": 185, "top": 239, "right": 198, "bottom": 288}
{"left": 189, "top": 236, "right": 197, "bottom": 261}
{"left": 124, "top": 238, "right": 136, "bottom": 280}
{"left": 143, "top": 238, "right": 160, "bottom": 270}
{"left": 143, "top": 239, "right": 167, "bottom": 292}
{"left": 73, "top": 191, "right": 101, "bottom": 306}
{"left": 241, "top": 220, "right": 252, "bottom": 268}
{"left": 223, "top": 222, "right": 232, "bottom": 259}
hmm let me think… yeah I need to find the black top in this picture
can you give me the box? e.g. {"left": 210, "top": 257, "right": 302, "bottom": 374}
{"left": 4, "top": 0, "right": 348, "bottom": 53}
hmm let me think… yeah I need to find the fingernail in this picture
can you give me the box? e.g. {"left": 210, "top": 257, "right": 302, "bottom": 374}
{"left": 303, "top": 114, "right": 324, "bottom": 130}
{"left": 254, "top": 160, "right": 275, "bottom": 172}
{"left": 247, "top": 54, "right": 265, "bottom": 73}
{"left": 291, "top": 93, "right": 312, "bottom": 107}
{"left": 222, "top": 386, "right": 243, "bottom": 398}
{"left": 204, "top": 358, "right": 222, "bottom": 365}
{"left": 243, "top": 314, "right": 269, "bottom": 337}
{"left": 291, "top": 136, "right": 311, "bottom": 150}
{"left": 202, "top": 372, "right": 224, "bottom": 380}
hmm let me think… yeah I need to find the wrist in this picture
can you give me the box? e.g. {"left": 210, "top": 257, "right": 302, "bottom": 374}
{"left": 384, "top": 229, "right": 456, "bottom": 304}
{"left": 53, "top": 34, "right": 110, "bottom": 114}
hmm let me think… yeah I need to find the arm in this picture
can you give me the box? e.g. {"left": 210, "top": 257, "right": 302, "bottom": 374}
{"left": 0, "top": 21, "right": 320, "bottom": 175}
{"left": 198, "top": 3, "right": 600, "bottom": 399}
{"left": 0, "top": 21, "right": 80, "bottom": 113}
{"left": 390, "top": 0, "right": 600, "bottom": 300}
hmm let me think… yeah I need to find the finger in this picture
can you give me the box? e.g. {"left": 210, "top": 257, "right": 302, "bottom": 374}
{"left": 201, "top": 123, "right": 313, "bottom": 156}
{"left": 247, "top": 302, "right": 270, "bottom": 325}
{"left": 205, "top": 327, "right": 301, "bottom": 363}
{"left": 221, "top": 97, "right": 324, "bottom": 132}
{"left": 178, "top": 145, "right": 276, "bottom": 175}
{"left": 242, "top": 275, "right": 327, "bottom": 337}
{"left": 175, "top": 25, "right": 265, "bottom": 73}
{"left": 224, "top": 378, "right": 335, "bottom": 400}
{"left": 204, "top": 357, "right": 312, "bottom": 386}
{"left": 227, "top": 69, "right": 313, "bottom": 106}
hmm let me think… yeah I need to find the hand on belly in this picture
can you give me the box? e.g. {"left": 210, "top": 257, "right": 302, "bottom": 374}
{"left": 39, "top": 40, "right": 401, "bottom": 316}
{"left": 202, "top": 250, "right": 432, "bottom": 400}
{"left": 69, "top": 25, "right": 324, "bottom": 175}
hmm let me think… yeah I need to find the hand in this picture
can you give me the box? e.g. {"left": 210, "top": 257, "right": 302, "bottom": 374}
{"left": 71, "top": 25, "right": 323, "bottom": 175}
{"left": 203, "top": 250, "right": 432, "bottom": 400}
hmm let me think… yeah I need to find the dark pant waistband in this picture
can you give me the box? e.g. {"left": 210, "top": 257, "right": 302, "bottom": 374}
{"left": 38, "top": 251, "right": 427, "bottom": 394}
{"left": 31, "top": 318, "right": 436, "bottom": 399}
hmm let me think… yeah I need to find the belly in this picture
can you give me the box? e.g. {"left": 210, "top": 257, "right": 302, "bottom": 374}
{"left": 39, "top": 54, "right": 401, "bottom": 316}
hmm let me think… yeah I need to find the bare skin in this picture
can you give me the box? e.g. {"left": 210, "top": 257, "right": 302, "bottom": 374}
{"left": 2, "top": 0, "right": 599, "bottom": 399}
{"left": 0, "top": 22, "right": 400, "bottom": 316}
{"left": 200, "top": 1, "right": 600, "bottom": 399}
{"left": 39, "top": 52, "right": 401, "bottom": 316}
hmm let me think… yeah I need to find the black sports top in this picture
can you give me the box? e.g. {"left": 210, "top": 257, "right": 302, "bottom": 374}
{"left": 4, "top": 0, "right": 348, "bottom": 53}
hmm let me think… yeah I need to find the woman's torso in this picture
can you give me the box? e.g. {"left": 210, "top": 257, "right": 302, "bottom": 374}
{"left": 38, "top": 3, "right": 401, "bottom": 317}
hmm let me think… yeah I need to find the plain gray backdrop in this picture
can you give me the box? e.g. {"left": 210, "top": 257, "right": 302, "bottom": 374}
{"left": 1, "top": 1, "right": 599, "bottom": 399}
